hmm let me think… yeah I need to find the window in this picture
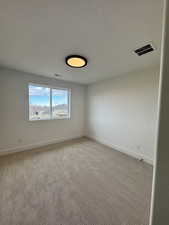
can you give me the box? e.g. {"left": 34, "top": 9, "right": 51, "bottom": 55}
{"left": 29, "top": 84, "right": 70, "bottom": 121}
{"left": 52, "top": 88, "right": 69, "bottom": 119}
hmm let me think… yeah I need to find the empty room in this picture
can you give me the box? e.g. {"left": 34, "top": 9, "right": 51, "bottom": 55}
{"left": 0, "top": 0, "right": 169, "bottom": 225}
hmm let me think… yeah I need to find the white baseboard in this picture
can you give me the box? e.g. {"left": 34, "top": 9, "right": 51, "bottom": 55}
{"left": 0, "top": 134, "right": 154, "bottom": 165}
{"left": 87, "top": 135, "right": 154, "bottom": 165}
{"left": 0, "top": 135, "right": 84, "bottom": 156}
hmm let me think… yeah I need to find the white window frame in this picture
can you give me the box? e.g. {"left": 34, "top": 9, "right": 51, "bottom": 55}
{"left": 28, "top": 83, "right": 71, "bottom": 121}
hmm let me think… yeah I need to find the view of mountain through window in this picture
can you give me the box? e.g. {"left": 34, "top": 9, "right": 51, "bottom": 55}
{"left": 52, "top": 89, "right": 69, "bottom": 119}
{"left": 29, "top": 84, "right": 70, "bottom": 120}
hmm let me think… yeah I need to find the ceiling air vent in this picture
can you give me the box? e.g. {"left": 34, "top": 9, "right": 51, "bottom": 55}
{"left": 134, "top": 43, "right": 155, "bottom": 56}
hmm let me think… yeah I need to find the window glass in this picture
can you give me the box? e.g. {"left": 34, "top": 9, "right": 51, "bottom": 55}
{"left": 29, "top": 85, "right": 50, "bottom": 120}
{"left": 52, "top": 89, "right": 69, "bottom": 119}
{"left": 28, "top": 84, "right": 70, "bottom": 121}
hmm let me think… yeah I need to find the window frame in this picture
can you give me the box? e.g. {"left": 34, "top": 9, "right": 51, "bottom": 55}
{"left": 28, "top": 83, "right": 71, "bottom": 121}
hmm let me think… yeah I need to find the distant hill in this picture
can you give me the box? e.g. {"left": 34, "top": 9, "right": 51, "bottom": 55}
{"left": 30, "top": 104, "right": 67, "bottom": 115}
{"left": 53, "top": 104, "right": 67, "bottom": 110}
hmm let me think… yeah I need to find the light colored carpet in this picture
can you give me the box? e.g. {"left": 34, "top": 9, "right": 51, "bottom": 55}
{"left": 0, "top": 137, "right": 153, "bottom": 225}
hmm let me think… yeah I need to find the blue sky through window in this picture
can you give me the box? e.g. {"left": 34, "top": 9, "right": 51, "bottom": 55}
{"left": 29, "top": 85, "right": 68, "bottom": 106}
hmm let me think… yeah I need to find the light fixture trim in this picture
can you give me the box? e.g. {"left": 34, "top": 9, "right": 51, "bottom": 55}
{"left": 66, "top": 55, "right": 87, "bottom": 68}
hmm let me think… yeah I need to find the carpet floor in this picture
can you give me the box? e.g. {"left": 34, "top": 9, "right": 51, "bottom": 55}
{"left": 0, "top": 137, "right": 153, "bottom": 225}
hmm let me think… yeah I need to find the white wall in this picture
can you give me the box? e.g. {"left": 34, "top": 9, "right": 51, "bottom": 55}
{"left": 86, "top": 67, "right": 160, "bottom": 164}
{"left": 0, "top": 68, "right": 86, "bottom": 153}
{"left": 0, "top": 66, "right": 160, "bottom": 164}
{"left": 150, "top": 1, "right": 169, "bottom": 224}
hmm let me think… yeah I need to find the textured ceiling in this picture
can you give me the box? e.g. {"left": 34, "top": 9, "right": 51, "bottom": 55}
{"left": 0, "top": 0, "right": 163, "bottom": 84}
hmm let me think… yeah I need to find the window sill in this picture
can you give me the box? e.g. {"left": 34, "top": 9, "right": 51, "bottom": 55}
{"left": 29, "top": 117, "right": 71, "bottom": 122}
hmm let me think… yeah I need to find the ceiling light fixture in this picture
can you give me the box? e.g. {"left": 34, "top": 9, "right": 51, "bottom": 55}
{"left": 66, "top": 55, "right": 87, "bottom": 68}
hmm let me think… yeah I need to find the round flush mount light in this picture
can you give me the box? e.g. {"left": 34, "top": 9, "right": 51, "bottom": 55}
{"left": 65, "top": 55, "right": 87, "bottom": 68}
